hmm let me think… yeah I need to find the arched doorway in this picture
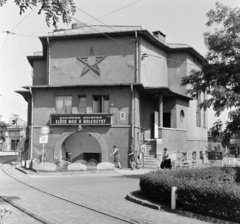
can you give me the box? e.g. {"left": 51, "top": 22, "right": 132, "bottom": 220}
{"left": 64, "top": 132, "right": 102, "bottom": 163}
{"left": 53, "top": 126, "right": 108, "bottom": 162}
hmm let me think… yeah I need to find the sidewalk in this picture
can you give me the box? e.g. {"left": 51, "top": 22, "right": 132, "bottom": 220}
{"left": 0, "top": 151, "right": 18, "bottom": 156}
{"left": 15, "top": 165, "right": 154, "bottom": 177}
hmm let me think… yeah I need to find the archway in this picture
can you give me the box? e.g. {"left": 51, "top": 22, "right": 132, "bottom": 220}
{"left": 53, "top": 126, "right": 108, "bottom": 162}
{"left": 64, "top": 132, "right": 102, "bottom": 162}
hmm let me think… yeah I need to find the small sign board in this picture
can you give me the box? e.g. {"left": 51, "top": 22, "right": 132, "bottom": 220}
{"left": 208, "top": 151, "right": 223, "bottom": 160}
{"left": 41, "top": 126, "right": 50, "bottom": 135}
{"left": 120, "top": 112, "right": 126, "bottom": 121}
{"left": 39, "top": 135, "right": 48, "bottom": 144}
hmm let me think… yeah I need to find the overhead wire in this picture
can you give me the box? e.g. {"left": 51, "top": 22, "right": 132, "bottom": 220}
{"left": 0, "top": 34, "right": 9, "bottom": 57}
{"left": 10, "top": 4, "right": 40, "bottom": 32}
{"left": 0, "top": 94, "right": 27, "bottom": 108}
{"left": 70, "top": 15, "right": 202, "bottom": 68}
{"left": 0, "top": 97, "right": 27, "bottom": 113}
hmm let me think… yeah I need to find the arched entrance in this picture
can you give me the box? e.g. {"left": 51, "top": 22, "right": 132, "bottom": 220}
{"left": 53, "top": 126, "right": 108, "bottom": 162}
{"left": 64, "top": 132, "right": 102, "bottom": 162}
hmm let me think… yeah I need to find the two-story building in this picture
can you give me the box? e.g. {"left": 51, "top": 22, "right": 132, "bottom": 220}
{"left": 16, "top": 24, "right": 208, "bottom": 168}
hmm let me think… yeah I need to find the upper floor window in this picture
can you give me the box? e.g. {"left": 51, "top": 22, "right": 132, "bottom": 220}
{"left": 203, "top": 92, "right": 207, "bottom": 128}
{"left": 196, "top": 95, "right": 201, "bottom": 127}
{"left": 56, "top": 96, "right": 72, "bottom": 113}
{"left": 93, "top": 95, "right": 109, "bottom": 113}
{"left": 78, "top": 96, "right": 87, "bottom": 113}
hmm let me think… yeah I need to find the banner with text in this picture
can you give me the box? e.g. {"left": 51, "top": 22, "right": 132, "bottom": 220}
{"left": 50, "top": 114, "right": 112, "bottom": 126}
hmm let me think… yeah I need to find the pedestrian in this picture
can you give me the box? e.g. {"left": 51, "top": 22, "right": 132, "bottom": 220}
{"left": 129, "top": 144, "right": 137, "bottom": 170}
{"left": 234, "top": 147, "right": 238, "bottom": 158}
{"left": 160, "top": 148, "right": 172, "bottom": 170}
{"left": 110, "top": 145, "right": 122, "bottom": 169}
{"left": 138, "top": 142, "right": 146, "bottom": 167}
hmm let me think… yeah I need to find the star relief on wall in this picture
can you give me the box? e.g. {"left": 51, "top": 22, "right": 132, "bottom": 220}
{"left": 76, "top": 46, "right": 106, "bottom": 79}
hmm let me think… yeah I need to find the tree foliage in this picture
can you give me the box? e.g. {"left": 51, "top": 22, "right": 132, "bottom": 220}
{"left": 0, "top": 0, "right": 76, "bottom": 28}
{"left": 181, "top": 3, "right": 240, "bottom": 143}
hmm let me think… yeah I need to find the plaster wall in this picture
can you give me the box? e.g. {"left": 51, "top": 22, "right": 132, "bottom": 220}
{"left": 32, "top": 59, "right": 47, "bottom": 85}
{"left": 139, "top": 37, "right": 168, "bottom": 87}
{"left": 32, "top": 86, "right": 132, "bottom": 126}
{"left": 187, "top": 93, "right": 208, "bottom": 140}
{"left": 167, "top": 52, "right": 188, "bottom": 95}
{"left": 49, "top": 36, "right": 135, "bottom": 86}
{"left": 175, "top": 98, "right": 189, "bottom": 130}
{"left": 31, "top": 86, "right": 132, "bottom": 167}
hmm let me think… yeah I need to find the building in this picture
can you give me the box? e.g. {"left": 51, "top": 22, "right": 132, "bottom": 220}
{"left": 16, "top": 24, "right": 208, "bottom": 168}
{"left": 1, "top": 114, "right": 27, "bottom": 152}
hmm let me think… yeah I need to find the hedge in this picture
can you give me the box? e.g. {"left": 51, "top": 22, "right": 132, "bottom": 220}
{"left": 139, "top": 167, "right": 240, "bottom": 222}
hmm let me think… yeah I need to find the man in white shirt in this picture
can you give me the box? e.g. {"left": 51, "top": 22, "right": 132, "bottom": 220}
{"left": 138, "top": 142, "right": 146, "bottom": 167}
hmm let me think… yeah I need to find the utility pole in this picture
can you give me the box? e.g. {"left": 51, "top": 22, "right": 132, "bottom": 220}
{"left": 13, "top": 114, "right": 19, "bottom": 153}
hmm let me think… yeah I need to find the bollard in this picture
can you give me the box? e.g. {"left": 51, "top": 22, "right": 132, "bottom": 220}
{"left": 228, "top": 160, "right": 230, "bottom": 166}
{"left": 221, "top": 161, "right": 223, "bottom": 167}
{"left": 171, "top": 187, "right": 178, "bottom": 210}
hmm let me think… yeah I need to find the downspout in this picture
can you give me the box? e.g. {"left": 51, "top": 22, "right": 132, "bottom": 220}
{"left": 131, "top": 85, "right": 135, "bottom": 145}
{"left": 135, "top": 31, "right": 138, "bottom": 83}
{"left": 47, "top": 37, "right": 50, "bottom": 85}
{"left": 30, "top": 87, "right": 33, "bottom": 160}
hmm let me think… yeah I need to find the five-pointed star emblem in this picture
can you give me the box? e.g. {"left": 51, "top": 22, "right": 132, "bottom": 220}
{"left": 76, "top": 46, "right": 106, "bottom": 78}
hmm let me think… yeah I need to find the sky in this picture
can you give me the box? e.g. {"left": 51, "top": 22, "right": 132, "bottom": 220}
{"left": 0, "top": 0, "right": 239, "bottom": 127}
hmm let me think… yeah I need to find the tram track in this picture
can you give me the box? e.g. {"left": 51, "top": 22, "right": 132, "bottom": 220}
{"left": 1, "top": 159, "right": 147, "bottom": 224}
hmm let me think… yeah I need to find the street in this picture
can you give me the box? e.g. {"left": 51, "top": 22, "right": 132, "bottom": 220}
{"left": 0, "top": 155, "right": 209, "bottom": 224}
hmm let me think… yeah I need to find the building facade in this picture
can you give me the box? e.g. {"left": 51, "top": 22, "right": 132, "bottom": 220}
{"left": 17, "top": 25, "right": 208, "bottom": 168}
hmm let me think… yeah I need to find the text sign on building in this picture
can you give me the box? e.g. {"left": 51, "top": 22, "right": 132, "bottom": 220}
{"left": 120, "top": 112, "right": 126, "bottom": 121}
{"left": 50, "top": 114, "right": 112, "bottom": 126}
{"left": 39, "top": 135, "right": 48, "bottom": 144}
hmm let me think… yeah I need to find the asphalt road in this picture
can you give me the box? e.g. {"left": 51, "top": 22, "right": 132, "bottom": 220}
{"left": 0, "top": 155, "right": 209, "bottom": 224}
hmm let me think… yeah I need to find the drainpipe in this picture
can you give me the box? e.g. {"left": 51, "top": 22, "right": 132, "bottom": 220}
{"left": 30, "top": 87, "right": 33, "bottom": 160}
{"left": 135, "top": 31, "right": 138, "bottom": 83}
{"left": 47, "top": 37, "right": 50, "bottom": 85}
{"left": 131, "top": 85, "right": 135, "bottom": 145}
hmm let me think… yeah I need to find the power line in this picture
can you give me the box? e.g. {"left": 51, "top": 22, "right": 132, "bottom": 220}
{"left": 0, "top": 97, "right": 27, "bottom": 113}
{"left": 86, "top": 0, "right": 142, "bottom": 24}
{"left": 10, "top": 4, "right": 40, "bottom": 32}
{"left": 71, "top": 16, "right": 201, "bottom": 68}
{"left": 0, "top": 95, "right": 27, "bottom": 108}
{"left": 0, "top": 34, "right": 9, "bottom": 57}
{"left": 0, "top": 45, "right": 41, "bottom": 72}
{"left": 75, "top": 6, "right": 133, "bottom": 42}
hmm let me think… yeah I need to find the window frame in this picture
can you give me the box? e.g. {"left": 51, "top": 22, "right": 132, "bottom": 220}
{"left": 55, "top": 95, "right": 72, "bottom": 114}
{"left": 78, "top": 95, "right": 87, "bottom": 114}
{"left": 92, "top": 95, "right": 110, "bottom": 113}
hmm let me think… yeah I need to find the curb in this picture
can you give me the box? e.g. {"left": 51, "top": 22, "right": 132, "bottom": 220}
{"left": 126, "top": 191, "right": 239, "bottom": 224}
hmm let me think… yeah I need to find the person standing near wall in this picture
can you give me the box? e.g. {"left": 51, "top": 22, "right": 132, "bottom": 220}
{"left": 161, "top": 148, "right": 172, "bottom": 170}
{"left": 110, "top": 145, "right": 122, "bottom": 169}
{"left": 129, "top": 144, "right": 137, "bottom": 170}
{"left": 138, "top": 142, "right": 146, "bottom": 167}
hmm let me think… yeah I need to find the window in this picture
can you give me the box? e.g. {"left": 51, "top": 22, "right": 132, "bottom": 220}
{"left": 78, "top": 96, "right": 87, "bottom": 113}
{"left": 180, "top": 110, "right": 185, "bottom": 121}
{"left": 56, "top": 96, "right": 72, "bottom": 113}
{"left": 203, "top": 92, "right": 207, "bottom": 128}
{"left": 92, "top": 95, "right": 109, "bottom": 113}
{"left": 196, "top": 95, "right": 201, "bottom": 127}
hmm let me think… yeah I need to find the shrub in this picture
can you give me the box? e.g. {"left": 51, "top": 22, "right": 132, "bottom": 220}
{"left": 173, "top": 167, "right": 236, "bottom": 184}
{"left": 139, "top": 168, "right": 240, "bottom": 222}
{"left": 177, "top": 179, "right": 240, "bottom": 222}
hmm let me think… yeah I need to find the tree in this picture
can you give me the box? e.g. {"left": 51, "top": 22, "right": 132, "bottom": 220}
{"left": 0, "top": 0, "right": 76, "bottom": 28}
{"left": 0, "top": 121, "right": 9, "bottom": 142}
{"left": 181, "top": 2, "right": 240, "bottom": 143}
{"left": 210, "top": 119, "right": 223, "bottom": 140}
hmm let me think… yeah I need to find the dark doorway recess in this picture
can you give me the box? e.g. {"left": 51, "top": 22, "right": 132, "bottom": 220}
{"left": 83, "top": 153, "right": 101, "bottom": 163}
{"left": 163, "top": 113, "right": 171, "bottom": 128}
